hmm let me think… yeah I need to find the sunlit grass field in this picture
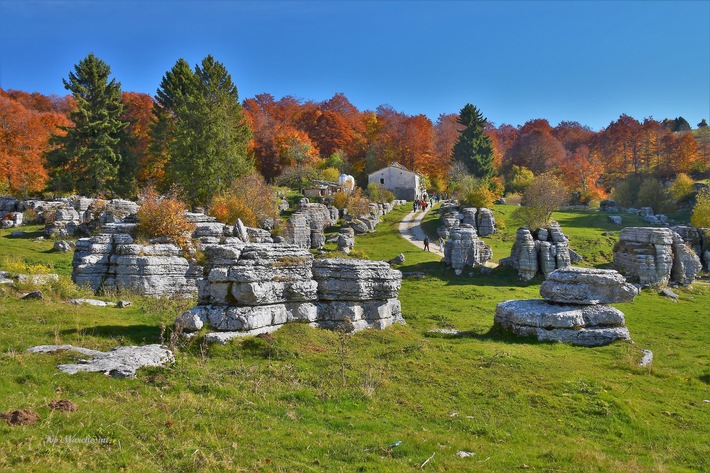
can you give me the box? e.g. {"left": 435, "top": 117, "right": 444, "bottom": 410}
{"left": 0, "top": 208, "right": 708, "bottom": 472}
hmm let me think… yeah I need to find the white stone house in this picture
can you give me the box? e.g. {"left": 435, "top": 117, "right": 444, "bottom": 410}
{"left": 367, "top": 162, "right": 423, "bottom": 201}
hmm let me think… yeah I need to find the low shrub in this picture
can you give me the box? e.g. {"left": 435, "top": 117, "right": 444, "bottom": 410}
{"left": 136, "top": 191, "right": 196, "bottom": 253}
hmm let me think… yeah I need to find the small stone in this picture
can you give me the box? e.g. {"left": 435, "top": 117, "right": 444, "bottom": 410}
{"left": 116, "top": 300, "right": 132, "bottom": 308}
{"left": 21, "top": 291, "right": 43, "bottom": 300}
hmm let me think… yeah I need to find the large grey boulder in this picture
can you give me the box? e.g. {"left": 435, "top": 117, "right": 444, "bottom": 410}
{"left": 28, "top": 344, "right": 173, "bottom": 378}
{"left": 540, "top": 267, "right": 639, "bottom": 304}
{"left": 336, "top": 226, "right": 355, "bottom": 254}
{"left": 500, "top": 228, "right": 538, "bottom": 281}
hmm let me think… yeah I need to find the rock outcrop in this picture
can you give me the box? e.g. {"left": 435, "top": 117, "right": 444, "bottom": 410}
{"left": 495, "top": 267, "right": 636, "bottom": 346}
{"left": 283, "top": 199, "right": 336, "bottom": 249}
{"left": 500, "top": 222, "right": 581, "bottom": 281}
{"left": 443, "top": 225, "right": 493, "bottom": 274}
{"left": 613, "top": 227, "right": 702, "bottom": 286}
{"left": 177, "top": 245, "right": 404, "bottom": 338}
{"left": 72, "top": 234, "right": 201, "bottom": 297}
{"left": 438, "top": 206, "right": 496, "bottom": 239}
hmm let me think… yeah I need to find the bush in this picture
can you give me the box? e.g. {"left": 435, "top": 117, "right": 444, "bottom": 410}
{"left": 346, "top": 188, "right": 371, "bottom": 217}
{"left": 690, "top": 190, "right": 710, "bottom": 227}
{"left": 209, "top": 172, "right": 279, "bottom": 228}
{"left": 637, "top": 178, "right": 674, "bottom": 213}
{"left": 366, "top": 183, "right": 394, "bottom": 203}
{"left": 136, "top": 190, "right": 196, "bottom": 253}
{"left": 332, "top": 191, "right": 349, "bottom": 211}
{"left": 461, "top": 185, "right": 495, "bottom": 208}
{"left": 512, "top": 172, "right": 568, "bottom": 229}
{"left": 669, "top": 173, "right": 696, "bottom": 203}
{"left": 612, "top": 175, "right": 643, "bottom": 208}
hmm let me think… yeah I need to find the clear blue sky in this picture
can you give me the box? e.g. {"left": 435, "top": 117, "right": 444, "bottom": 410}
{"left": 1, "top": 0, "right": 708, "bottom": 131}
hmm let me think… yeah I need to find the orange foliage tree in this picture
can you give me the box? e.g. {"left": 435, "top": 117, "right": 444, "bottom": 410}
{"left": 0, "top": 91, "right": 70, "bottom": 197}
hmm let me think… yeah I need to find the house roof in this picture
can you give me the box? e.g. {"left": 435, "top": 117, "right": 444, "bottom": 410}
{"left": 367, "top": 162, "right": 419, "bottom": 177}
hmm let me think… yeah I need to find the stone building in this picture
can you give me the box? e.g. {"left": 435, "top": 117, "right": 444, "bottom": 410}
{"left": 367, "top": 162, "right": 423, "bottom": 201}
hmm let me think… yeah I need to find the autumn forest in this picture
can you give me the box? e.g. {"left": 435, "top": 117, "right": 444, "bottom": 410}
{"left": 1, "top": 54, "right": 708, "bottom": 207}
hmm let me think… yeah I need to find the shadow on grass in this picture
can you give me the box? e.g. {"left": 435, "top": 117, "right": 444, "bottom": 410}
{"left": 3, "top": 229, "right": 45, "bottom": 239}
{"left": 424, "top": 324, "right": 548, "bottom": 346}
{"left": 60, "top": 324, "right": 161, "bottom": 345}
{"left": 399, "top": 262, "right": 542, "bottom": 289}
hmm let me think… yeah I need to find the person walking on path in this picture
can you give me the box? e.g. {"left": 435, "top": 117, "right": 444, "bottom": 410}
{"left": 423, "top": 236, "right": 430, "bottom": 251}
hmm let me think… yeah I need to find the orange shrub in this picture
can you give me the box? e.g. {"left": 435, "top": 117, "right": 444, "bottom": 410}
{"left": 210, "top": 195, "right": 258, "bottom": 228}
{"left": 137, "top": 191, "right": 196, "bottom": 253}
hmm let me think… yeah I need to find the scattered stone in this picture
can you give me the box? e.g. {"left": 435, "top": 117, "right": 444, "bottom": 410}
{"left": 387, "top": 253, "right": 405, "bottom": 265}
{"left": 116, "top": 300, "right": 132, "bottom": 308}
{"left": 53, "top": 240, "right": 75, "bottom": 253}
{"left": 457, "top": 451, "right": 476, "bottom": 458}
{"left": 1, "top": 409, "right": 40, "bottom": 426}
{"left": 639, "top": 349, "right": 653, "bottom": 367}
{"left": 20, "top": 290, "right": 43, "bottom": 300}
{"left": 659, "top": 287, "right": 679, "bottom": 302}
{"left": 70, "top": 298, "right": 115, "bottom": 307}
{"left": 48, "top": 399, "right": 77, "bottom": 412}
{"left": 28, "top": 344, "right": 174, "bottom": 378}
{"left": 427, "top": 328, "right": 460, "bottom": 336}
{"left": 608, "top": 216, "right": 622, "bottom": 225}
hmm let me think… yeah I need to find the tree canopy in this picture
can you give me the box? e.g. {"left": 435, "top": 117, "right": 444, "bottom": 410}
{"left": 451, "top": 104, "right": 495, "bottom": 180}
{"left": 151, "top": 55, "right": 253, "bottom": 207}
{"left": 46, "top": 53, "right": 129, "bottom": 196}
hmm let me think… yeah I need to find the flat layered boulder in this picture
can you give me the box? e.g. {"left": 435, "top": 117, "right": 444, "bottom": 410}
{"left": 539, "top": 267, "right": 639, "bottom": 305}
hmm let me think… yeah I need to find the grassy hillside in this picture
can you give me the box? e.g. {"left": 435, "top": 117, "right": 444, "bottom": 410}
{"left": 0, "top": 211, "right": 708, "bottom": 472}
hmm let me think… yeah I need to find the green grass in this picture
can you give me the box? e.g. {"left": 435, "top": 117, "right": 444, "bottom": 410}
{"left": 0, "top": 209, "right": 708, "bottom": 472}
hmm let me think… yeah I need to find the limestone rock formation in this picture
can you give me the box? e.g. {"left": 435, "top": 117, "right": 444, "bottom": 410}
{"left": 614, "top": 227, "right": 702, "bottom": 286}
{"left": 177, "top": 245, "right": 404, "bottom": 336}
{"left": 443, "top": 225, "right": 492, "bottom": 274}
{"left": 438, "top": 206, "right": 496, "bottom": 239}
{"left": 283, "top": 199, "right": 335, "bottom": 249}
{"left": 495, "top": 267, "right": 634, "bottom": 346}
{"left": 72, "top": 234, "right": 201, "bottom": 297}
{"left": 500, "top": 222, "right": 578, "bottom": 281}
{"left": 539, "top": 267, "right": 639, "bottom": 305}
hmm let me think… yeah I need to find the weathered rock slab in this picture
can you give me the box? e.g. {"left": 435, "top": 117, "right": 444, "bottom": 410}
{"left": 28, "top": 344, "right": 174, "bottom": 378}
{"left": 539, "top": 267, "right": 639, "bottom": 305}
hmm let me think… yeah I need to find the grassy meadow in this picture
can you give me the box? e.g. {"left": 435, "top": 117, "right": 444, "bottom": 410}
{"left": 0, "top": 207, "right": 708, "bottom": 472}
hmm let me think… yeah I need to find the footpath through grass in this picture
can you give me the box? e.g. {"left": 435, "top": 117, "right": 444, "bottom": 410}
{"left": 0, "top": 207, "right": 708, "bottom": 472}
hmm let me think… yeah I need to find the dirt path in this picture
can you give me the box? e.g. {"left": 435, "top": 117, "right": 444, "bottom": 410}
{"left": 397, "top": 203, "right": 499, "bottom": 268}
{"left": 398, "top": 205, "right": 444, "bottom": 256}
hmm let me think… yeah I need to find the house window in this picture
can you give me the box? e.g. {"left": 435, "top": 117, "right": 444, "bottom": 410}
{"left": 380, "top": 178, "right": 384, "bottom": 184}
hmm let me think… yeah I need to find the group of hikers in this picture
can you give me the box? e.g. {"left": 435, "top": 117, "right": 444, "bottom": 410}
{"left": 412, "top": 192, "right": 445, "bottom": 212}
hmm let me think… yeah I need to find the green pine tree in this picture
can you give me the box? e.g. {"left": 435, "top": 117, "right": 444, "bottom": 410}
{"left": 47, "top": 53, "right": 129, "bottom": 196}
{"left": 152, "top": 55, "right": 253, "bottom": 207}
{"left": 451, "top": 104, "right": 495, "bottom": 180}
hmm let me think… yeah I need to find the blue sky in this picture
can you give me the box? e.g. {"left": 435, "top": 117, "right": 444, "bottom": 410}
{"left": 0, "top": 0, "right": 708, "bottom": 131}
